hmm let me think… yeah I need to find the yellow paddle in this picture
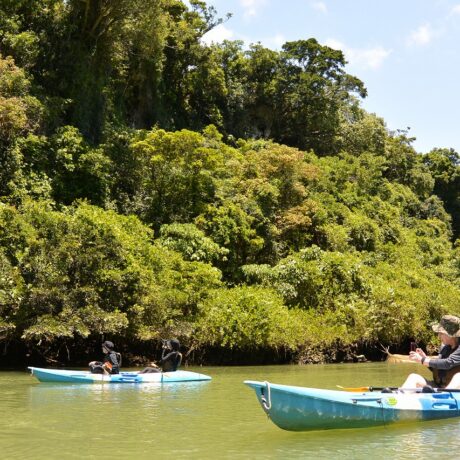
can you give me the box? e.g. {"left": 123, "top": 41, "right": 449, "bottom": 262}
{"left": 336, "top": 385, "right": 382, "bottom": 392}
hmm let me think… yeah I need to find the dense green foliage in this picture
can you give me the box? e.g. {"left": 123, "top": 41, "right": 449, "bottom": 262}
{"left": 1, "top": 1, "right": 460, "bottom": 364}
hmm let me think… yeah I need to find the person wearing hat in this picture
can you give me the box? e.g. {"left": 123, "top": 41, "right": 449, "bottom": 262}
{"left": 401, "top": 315, "right": 460, "bottom": 390}
{"left": 139, "top": 339, "right": 182, "bottom": 374}
{"left": 89, "top": 340, "right": 121, "bottom": 375}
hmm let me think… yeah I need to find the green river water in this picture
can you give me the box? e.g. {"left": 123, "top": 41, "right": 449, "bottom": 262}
{"left": 1, "top": 362, "right": 460, "bottom": 459}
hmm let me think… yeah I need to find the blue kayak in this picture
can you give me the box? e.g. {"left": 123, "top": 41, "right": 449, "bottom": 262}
{"left": 245, "top": 380, "right": 460, "bottom": 431}
{"left": 29, "top": 367, "right": 211, "bottom": 384}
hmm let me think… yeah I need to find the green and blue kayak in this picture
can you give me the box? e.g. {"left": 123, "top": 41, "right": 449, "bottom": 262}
{"left": 29, "top": 366, "right": 211, "bottom": 384}
{"left": 245, "top": 380, "right": 460, "bottom": 431}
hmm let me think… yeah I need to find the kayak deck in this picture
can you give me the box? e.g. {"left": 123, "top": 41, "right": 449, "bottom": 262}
{"left": 29, "top": 367, "right": 211, "bottom": 383}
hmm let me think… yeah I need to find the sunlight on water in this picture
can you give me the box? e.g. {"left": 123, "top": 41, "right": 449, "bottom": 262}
{"left": 1, "top": 363, "right": 460, "bottom": 459}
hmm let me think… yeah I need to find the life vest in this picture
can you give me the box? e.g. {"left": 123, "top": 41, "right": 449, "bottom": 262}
{"left": 431, "top": 366, "right": 460, "bottom": 387}
{"left": 161, "top": 352, "right": 182, "bottom": 372}
{"left": 102, "top": 351, "right": 121, "bottom": 374}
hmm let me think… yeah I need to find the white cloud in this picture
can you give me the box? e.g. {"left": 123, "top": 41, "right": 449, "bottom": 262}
{"left": 201, "top": 24, "right": 234, "bottom": 45}
{"left": 324, "top": 39, "right": 344, "bottom": 51}
{"left": 325, "top": 39, "right": 392, "bottom": 70}
{"left": 240, "top": 0, "right": 267, "bottom": 19}
{"left": 265, "top": 33, "right": 286, "bottom": 50}
{"left": 310, "top": 1, "right": 328, "bottom": 14}
{"left": 407, "top": 24, "right": 434, "bottom": 46}
{"left": 451, "top": 4, "right": 460, "bottom": 14}
{"left": 354, "top": 47, "right": 392, "bottom": 70}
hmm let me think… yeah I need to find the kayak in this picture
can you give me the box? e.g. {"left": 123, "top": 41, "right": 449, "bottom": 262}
{"left": 29, "top": 367, "right": 211, "bottom": 384}
{"left": 244, "top": 380, "right": 460, "bottom": 431}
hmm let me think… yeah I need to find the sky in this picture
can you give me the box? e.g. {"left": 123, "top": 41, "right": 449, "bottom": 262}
{"left": 199, "top": 0, "right": 460, "bottom": 154}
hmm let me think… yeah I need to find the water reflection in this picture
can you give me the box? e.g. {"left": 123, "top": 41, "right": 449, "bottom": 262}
{"left": 28, "top": 379, "right": 211, "bottom": 396}
{"left": 27, "top": 378, "right": 212, "bottom": 413}
{"left": 250, "top": 419, "right": 460, "bottom": 460}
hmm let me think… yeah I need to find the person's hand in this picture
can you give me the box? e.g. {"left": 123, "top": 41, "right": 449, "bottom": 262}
{"left": 409, "top": 351, "right": 424, "bottom": 363}
{"left": 409, "top": 348, "right": 427, "bottom": 364}
{"left": 416, "top": 348, "right": 426, "bottom": 358}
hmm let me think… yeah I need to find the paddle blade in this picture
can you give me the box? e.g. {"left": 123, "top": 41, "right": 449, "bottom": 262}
{"left": 336, "top": 385, "right": 371, "bottom": 392}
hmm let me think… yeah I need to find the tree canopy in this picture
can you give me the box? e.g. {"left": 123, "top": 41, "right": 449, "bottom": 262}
{"left": 1, "top": 1, "right": 460, "bottom": 365}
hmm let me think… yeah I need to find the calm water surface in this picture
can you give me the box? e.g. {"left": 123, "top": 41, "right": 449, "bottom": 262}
{"left": 1, "top": 362, "right": 460, "bottom": 459}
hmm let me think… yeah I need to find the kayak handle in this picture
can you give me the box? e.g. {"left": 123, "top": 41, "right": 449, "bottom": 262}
{"left": 352, "top": 397, "right": 383, "bottom": 404}
{"left": 260, "top": 381, "right": 272, "bottom": 412}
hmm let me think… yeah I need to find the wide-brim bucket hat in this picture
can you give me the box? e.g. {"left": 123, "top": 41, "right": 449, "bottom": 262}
{"left": 432, "top": 315, "right": 460, "bottom": 337}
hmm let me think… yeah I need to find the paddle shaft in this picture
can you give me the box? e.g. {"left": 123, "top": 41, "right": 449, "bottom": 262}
{"left": 338, "top": 385, "right": 460, "bottom": 393}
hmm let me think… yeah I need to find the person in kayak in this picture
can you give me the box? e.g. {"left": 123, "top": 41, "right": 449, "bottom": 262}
{"left": 139, "top": 339, "right": 182, "bottom": 373}
{"left": 401, "top": 315, "right": 460, "bottom": 390}
{"left": 89, "top": 340, "right": 121, "bottom": 375}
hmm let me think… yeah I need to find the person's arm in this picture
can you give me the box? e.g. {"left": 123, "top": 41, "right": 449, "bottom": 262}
{"left": 413, "top": 346, "right": 460, "bottom": 370}
{"left": 160, "top": 351, "right": 173, "bottom": 365}
{"left": 427, "top": 346, "right": 460, "bottom": 370}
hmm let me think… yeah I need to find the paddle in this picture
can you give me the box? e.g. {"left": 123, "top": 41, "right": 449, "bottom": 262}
{"left": 337, "top": 385, "right": 393, "bottom": 392}
{"left": 337, "top": 385, "right": 460, "bottom": 393}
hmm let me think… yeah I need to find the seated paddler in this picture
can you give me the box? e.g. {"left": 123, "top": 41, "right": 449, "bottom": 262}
{"left": 401, "top": 315, "right": 460, "bottom": 391}
{"left": 139, "top": 339, "right": 182, "bottom": 374}
{"left": 89, "top": 340, "right": 121, "bottom": 375}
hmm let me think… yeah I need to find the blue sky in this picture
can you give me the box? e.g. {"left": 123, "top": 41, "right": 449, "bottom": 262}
{"left": 199, "top": 0, "right": 460, "bottom": 154}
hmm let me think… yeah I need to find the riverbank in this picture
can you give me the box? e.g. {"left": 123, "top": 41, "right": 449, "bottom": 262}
{"left": 0, "top": 340, "right": 396, "bottom": 369}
